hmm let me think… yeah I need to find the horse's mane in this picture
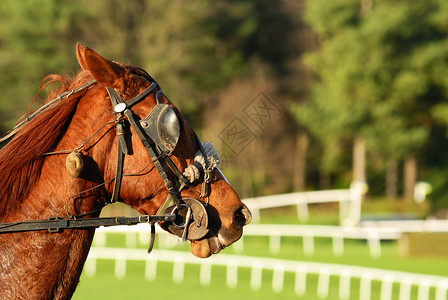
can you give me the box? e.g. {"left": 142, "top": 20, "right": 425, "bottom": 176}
{"left": 0, "top": 71, "right": 93, "bottom": 216}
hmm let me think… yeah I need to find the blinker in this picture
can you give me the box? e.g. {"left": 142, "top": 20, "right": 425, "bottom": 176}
{"left": 140, "top": 104, "right": 180, "bottom": 154}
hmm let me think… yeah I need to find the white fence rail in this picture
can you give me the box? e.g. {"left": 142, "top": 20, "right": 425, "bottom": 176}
{"left": 85, "top": 248, "right": 448, "bottom": 300}
{"left": 360, "top": 219, "right": 448, "bottom": 232}
{"left": 238, "top": 224, "right": 401, "bottom": 259}
{"left": 242, "top": 183, "right": 364, "bottom": 226}
{"left": 94, "top": 219, "right": 448, "bottom": 259}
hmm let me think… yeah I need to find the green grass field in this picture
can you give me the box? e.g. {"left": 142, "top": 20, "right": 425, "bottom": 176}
{"left": 73, "top": 206, "right": 448, "bottom": 300}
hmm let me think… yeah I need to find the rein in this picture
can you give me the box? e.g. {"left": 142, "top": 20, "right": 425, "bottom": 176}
{"left": 0, "top": 72, "right": 219, "bottom": 253}
{"left": 0, "top": 79, "right": 97, "bottom": 144}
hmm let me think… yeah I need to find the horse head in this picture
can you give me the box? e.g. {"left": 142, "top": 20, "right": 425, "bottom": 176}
{"left": 75, "top": 43, "right": 251, "bottom": 258}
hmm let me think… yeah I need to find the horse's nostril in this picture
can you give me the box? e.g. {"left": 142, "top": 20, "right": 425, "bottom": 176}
{"left": 242, "top": 205, "right": 252, "bottom": 225}
{"left": 234, "top": 205, "right": 252, "bottom": 227}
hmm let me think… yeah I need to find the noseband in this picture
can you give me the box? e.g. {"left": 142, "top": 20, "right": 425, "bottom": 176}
{"left": 0, "top": 71, "right": 220, "bottom": 253}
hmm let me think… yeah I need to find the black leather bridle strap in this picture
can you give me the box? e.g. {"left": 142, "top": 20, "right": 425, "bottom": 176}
{"left": 0, "top": 215, "right": 175, "bottom": 234}
{"left": 125, "top": 82, "right": 158, "bottom": 109}
{"left": 106, "top": 87, "right": 128, "bottom": 203}
{"left": 106, "top": 83, "right": 158, "bottom": 204}
{"left": 106, "top": 85, "right": 185, "bottom": 210}
{"left": 121, "top": 106, "right": 183, "bottom": 209}
{"left": 0, "top": 79, "right": 97, "bottom": 143}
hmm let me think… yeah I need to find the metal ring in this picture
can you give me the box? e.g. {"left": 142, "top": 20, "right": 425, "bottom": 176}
{"left": 180, "top": 206, "right": 192, "bottom": 242}
{"left": 171, "top": 203, "right": 190, "bottom": 229}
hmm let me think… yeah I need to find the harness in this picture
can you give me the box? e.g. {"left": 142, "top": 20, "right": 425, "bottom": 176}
{"left": 0, "top": 72, "right": 220, "bottom": 253}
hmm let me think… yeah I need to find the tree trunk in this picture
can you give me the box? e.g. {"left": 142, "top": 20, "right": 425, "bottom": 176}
{"left": 294, "top": 132, "right": 309, "bottom": 192}
{"left": 403, "top": 155, "right": 417, "bottom": 201}
{"left": 386, "top": 158, "right": 398, "bottom": 199}
{"left": 361, "top": 0, "right": 373, "bottom": 14}
{"left": 353, "top": 137, "right": 366, "bottom": 183}
{"left": 319, "top": 172, "right": 331, "bottom": 190}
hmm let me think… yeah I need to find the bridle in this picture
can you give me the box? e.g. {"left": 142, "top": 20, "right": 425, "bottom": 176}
{"left": 0, "top": 70, "right": 220, "bottom": 253}
{"left": 104, "top": 70, "right": 216, "bottom": 243}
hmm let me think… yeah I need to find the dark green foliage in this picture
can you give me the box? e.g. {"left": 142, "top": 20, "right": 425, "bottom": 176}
{"left": 292, "top": 0, "right": 448, "bottom": 205}
{"left": 3, "top": 1, "right": 448, "bottom": 207}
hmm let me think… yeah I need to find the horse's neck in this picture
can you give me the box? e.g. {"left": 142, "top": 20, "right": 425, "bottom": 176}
{"left": 7, "top": 152, "right": 103, "bottom": 220}
{"left": 0, "top": 112, "right": 110, "bottom": 299}
{"left": 0, "top": 226, "right": 95, "bottom": 299}
{"left": 0, "top": 157, "right": 101, "bottom": 299}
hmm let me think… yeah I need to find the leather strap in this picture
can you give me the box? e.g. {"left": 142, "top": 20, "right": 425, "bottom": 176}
{"left": 123, "top": 107, "right": 183, "bottom": 209}
{"left": 106, "top": 87, "right": 127, "bottom": 204}
{"left": 125, "top": 82, "right": 157, "bottom": 109}
{"left": 0, "top": 214, "right": 175, "bottom": 233}
{"left": 106, "top": 85, "right": 186, "bottom": 210}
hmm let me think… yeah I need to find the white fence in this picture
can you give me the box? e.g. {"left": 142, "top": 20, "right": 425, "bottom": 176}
{"left": 94, "top": 219, "right": 448, "bottom": 259}
{"left": 242, "top": 182, "right": 364, "bottom": 226}
{"left": 88, "top": 187, "right": 448, "bottom": 299}
{"left": 95, "top": 224, "right": 393, "bottom": 259}
{"left": 360, "top": 219, "right": 448, "bottom": 232}
{"left": 241, "top": 220, "right": 448, "bottom": 258}
{"left": 85, "top": 248, "right": 448, "bottom": 300}
{"left": 238, "top": 224, "right": 402, "bottom": 259}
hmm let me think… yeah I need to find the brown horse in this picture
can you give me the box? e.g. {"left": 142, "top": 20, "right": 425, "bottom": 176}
{"left": 0, "top": 43, "right": 251, "bottom": 299}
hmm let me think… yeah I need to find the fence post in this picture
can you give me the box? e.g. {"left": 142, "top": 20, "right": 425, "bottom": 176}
{"left": 272, "top": 264, "right": 285, "bottom": 293}
{"left": 399, "top": 277, "right": 412, "bottom": 300}
{"left": 172, "top": 255, "right": 185, "bottom": 284}
{"left": 93, "top": 231, "right": 106, "bottom": 247}
{"left": 296, "top": 196, "right": 309, "bottom": 222}
{"left": 200, "top": 260, "right": 212, "bottom": 286}
{"left": 380, "top": 274, "right": 394, "bottom": 300}
{"left": 295, "top": 266, "right": 307, "bottom": 296}
{"left": 317, "top": 267, "right": 330, "bottom": 299}
{"left": 303, "top": 234, "right": 315, "bottom": 256}
{"left": 226, "top": 259, "right": 238, "bottom": 289}
{"left": 436, "top": 281, "right": 448, "bottom": 300}
{"left": 360, "top": 272, "right": 372, "bottom": 300}
{"left": 269, "top": 232, "right": 281, "bottom": 254}
{"left": 145, "top": 256, "right": 157, "bottom": 282}
{"left": 125, "top": 231, "right": 137, "bottom": 248}
{"left": 250, "top": 262, "right": 263, "bottom": 291}
{"left": 332, "top": 233, "right": 344, "bottom": 257}
{"left": 367, "top": 232, "right": 381, "bottom": 259}
{"left": 114, "top": 252, "right": 127, "bottom": 280}
{"left": 232, "top": 236, "right": 244, "bottom": 254}
{"left": 417, "top": 278, "right": 430, "bottom": 300}
{"left": 339, "top": 269, "right": 352, "bottom": 300}
{"left": 345, "top": 181, "right": 365, "bottom": 226}
{"left": 84, "top": 255, "right": 97, "bottom": 278}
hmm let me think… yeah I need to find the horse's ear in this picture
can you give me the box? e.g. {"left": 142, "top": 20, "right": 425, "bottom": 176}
{"left": 76, "top": 42, "right": 88, "bottom": 71}
{"left": 78, "top": 44, "right": 125, "bottom": 89}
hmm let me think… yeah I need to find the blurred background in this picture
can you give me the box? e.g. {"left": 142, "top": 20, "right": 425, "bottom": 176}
{"left": 1, "top": 1, "right": 448, "bottom": 299}
{"left": 2, "top": 0, "right": 448, "bottom": 215}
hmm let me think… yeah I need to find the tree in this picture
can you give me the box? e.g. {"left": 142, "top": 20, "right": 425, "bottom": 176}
{"left": 292, "top": 0, "right": 448, "bottom": 201}
{"left": 0, "top": 0, "right": 258, "bottom": 124}
{"left": 0, "top": 0, "right": 85, "bottom": 127}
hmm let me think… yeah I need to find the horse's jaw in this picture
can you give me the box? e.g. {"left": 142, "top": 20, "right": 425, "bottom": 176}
{"left": 189, "top": 226, "right": 244, "bottom": 258}
{"left": 189, "top": 238, "right": 220, "bottom": 258}
{"left": 189, "top": 236, "right": 225, "bottom": 258}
